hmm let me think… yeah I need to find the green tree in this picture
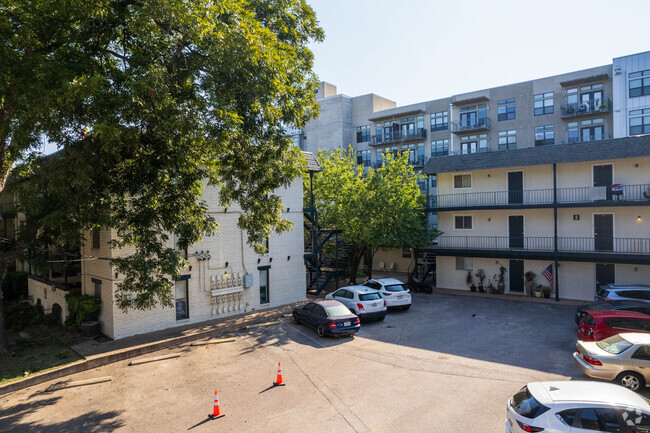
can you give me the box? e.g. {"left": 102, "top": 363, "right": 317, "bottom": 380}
{"left": 0, "top": 0, "right": 323, "bottom": 353}
{"left": 311, "top": 148, "right": 438, "bottom": 283}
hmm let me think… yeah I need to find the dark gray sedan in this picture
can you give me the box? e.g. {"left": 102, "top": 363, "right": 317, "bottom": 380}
{"left": 292, "top": 300, "right": 360, "bottom": 338}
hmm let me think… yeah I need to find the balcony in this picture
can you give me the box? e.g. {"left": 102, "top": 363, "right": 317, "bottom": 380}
{"left": 450, "top": 117, "right": 491, "bottom": 134}
{"left": 428, "top": 183, "right": 650, "bottom": 210}
{"left": 371, "top": 128, "right": 427, "bottom": 145}
{"left": 560, "top": 98, "right": 611, "bottom": 119}
{"left": 432, "top": 236, "right": 650, "bottom": 255}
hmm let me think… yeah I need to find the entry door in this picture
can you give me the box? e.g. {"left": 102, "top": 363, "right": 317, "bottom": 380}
{"left": 508, "top": 172, "right": 523, "bottom": 204}
{"left": 593, "top": 164, "right": 612, "bottom": 200}
{"left": 509, "top": 260, "right": 524, "bottom": 292}
{"left": 594, "top": 214, "right": 613, "bottom": 251}
{"left": 596, "top": 263, "right": 615, "bottom": 290}
{"left": 509, "top": 215, "right": 524, "bottom": 248}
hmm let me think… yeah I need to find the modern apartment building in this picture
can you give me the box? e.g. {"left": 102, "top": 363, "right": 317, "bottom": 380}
{"left": 299, "top": 51, "right": 650, "bottom": 297}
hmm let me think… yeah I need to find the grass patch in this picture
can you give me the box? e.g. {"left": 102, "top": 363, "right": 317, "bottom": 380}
{"left": 0, "top": 336, "right": 84, "bottom": 385}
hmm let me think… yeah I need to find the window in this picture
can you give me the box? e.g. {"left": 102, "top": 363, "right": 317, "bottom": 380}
{"left": 92, "top": 228, "right": 100, "bottom": 249}
{"left": 459, "top": 104, "right": 487, "bottom": 128}
{"left": 459, "top": 134, "right": 487, "bottom": 154}
{"left": 498, "top": 130, "right": 516, "bottom": 150}
{"left": 264, "top": 237, "right": 269, "bottom": 254}
{"left": 175, "top": 280, "right": 188, "bottom": 320}
{"left": 93, "top": 279, "right": 102, "bottom": 301}
{"left": 568, "top": 121, "right": 579, "bottom": 143}
{"left": 556, "top": 410, "right": 576, "bottom": 427}
{"left": 577, "top": 408, "right": 622, "bottom": 432}
{"left": 430, "top": 174, "right": 436, "bottom": 188}
{"left": 534, "top": 92, "right": 554, "bottom": 115}
{"left": 567, "top": 84, "right": 604, "bottom": 112}
{"left": 259, "top": 268, "right": 269, "bottom": 304}
{"left": 453, "top": 174, "right": 471, "bottom": 189}
{"left": 356, "top": 150, "right": 371, "bottom": 167}
{"left": 356, "top": 125, "right": 370, "bottom": 143}
{"left": 534, "top": 125, "right": 555, "bottom": 146}
{"left": 455, "top": 257, "right": 473, "bottom": 270}
{"left": 416, "top": 142, "right": 425, "bottom": 165}
{"left": 630, "top": 69, "right": 650, "bottom": 97}
{"left": 430, "top": 111, "right": 448, "bottom": 131}
{"left": 454, "top": 215, "right": 472, "bottom": 229}
{"left": 630, "top": 108, "right": 650, "bottom": 135}
{"left": 497, "top": 99, "right": 516, "bottom": 121}
{"left": 401, "top": 143, "right": 416, "bottom": 165}
{"left": 375, "top": 123, "right": 382, "bottom": 144}
{"left": 417, "top": 175, "right": 427, "bottom": 194}
{"left": 580, "top": 118, "right": 604, "bottom": 142}
{"left": 431, "top": 139, "right": 449, "bottom": 157}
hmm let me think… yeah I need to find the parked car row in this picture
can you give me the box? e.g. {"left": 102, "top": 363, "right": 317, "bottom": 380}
{"left": 292, "top": 278, "right": 412, "bottom": 338}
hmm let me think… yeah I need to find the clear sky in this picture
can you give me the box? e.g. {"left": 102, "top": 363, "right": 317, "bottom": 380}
{"left": 307, "top": 0, "right": 650, "bottom": 106}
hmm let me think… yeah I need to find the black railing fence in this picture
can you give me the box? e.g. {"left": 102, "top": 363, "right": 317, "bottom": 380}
{"left": 434, "top": 236, "right": 650, "bottom": 254}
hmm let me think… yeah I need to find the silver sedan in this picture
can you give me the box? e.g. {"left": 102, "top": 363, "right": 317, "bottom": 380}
{"left": 574, "top": 332, "right": 650, "bottom": 391}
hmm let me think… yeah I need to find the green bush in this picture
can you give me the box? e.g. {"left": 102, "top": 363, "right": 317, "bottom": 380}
{"left": 3, "top": 303, "right": 44, "bottom": 331}
{"left": 2, "top": 271, "right": 29, "bottom": 301}
{"left": 65, "top": 294, "right": 101, "bottom": 326}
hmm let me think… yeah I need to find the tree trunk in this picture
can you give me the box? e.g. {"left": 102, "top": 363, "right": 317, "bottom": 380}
{"left": 365, "top": 249, "right": 377, "bottom": 280}
{"left": 347, "top": 244, "right": 365, "bottom": 284}
{"left": 0, "top": 245, "right": 26, "bottom": 354}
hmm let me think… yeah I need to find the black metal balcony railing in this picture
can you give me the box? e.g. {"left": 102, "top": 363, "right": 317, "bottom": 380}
{"left": 433, "top": 236, "right": 650, "bottom": 254}
{"left": 428, "top": 183, "right": 650, "bottom": 209}
{"left": 450, "top": 117, "right": 491, "bottom": 134}
{"left": 371, "top": 128, "right": 427, "bottom": 145}
{"left": 560, "top": 98, "right": 611, "bottom": 118}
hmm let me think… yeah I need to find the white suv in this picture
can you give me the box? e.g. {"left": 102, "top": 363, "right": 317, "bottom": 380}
{"left": 364, "top": 278, "right": 411, "bottom": 310}
{"left": 325, "top": 286, "right": 387, "bottom": 321}
{"left": 506, "top": 381, "right": 650, "bottom": 432}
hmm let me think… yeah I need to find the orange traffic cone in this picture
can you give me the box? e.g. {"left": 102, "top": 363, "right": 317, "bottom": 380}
{"left": 208, "top": 390, "right": 225, "bottom": 419}
{"left": 273, "top": 362, "right": 286, "bottom": 386}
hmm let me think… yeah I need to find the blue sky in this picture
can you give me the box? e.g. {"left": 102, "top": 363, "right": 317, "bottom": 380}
{"left": 307, "top": 0, "right": 650, "bottom": 106}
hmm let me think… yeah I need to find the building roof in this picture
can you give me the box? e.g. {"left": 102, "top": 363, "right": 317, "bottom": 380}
{"left": 302, "top": 151, "right": 322, "bottom": 173}
{"left": 423, "top": 135, "right": 650, "bottom": 175}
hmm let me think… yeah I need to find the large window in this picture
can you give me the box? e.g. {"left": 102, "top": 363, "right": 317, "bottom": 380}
{"left": 453, "top": 174, "right": 472, "bottom": 189}
{"left": 430, "top": 111, "right": 448, "bottom": 131}
{"left": 431, "top": 139, "right": 449, "bottom": 157}
{"left": 497, "top": 99, "right": 516, "bottom": 121}
{"left": 498, "top": 130, "right": 516, "bottom": 150}
{"left": 175, "top": 280, "right": 188, "bottom": 320}
{"left": 455, "top": 257, "right": 473, "bottom": 270}
{"left": 454, "top": 215, "right": 473, "bottom": 230}
{"left": 259, "top": 269, "right": 269, "bottom": 304}
{"left": 630, "top": 108, "right": 650, "bottom": 135}
{"left": 459, "top": 104, "right": 487, "bottom": 128}
{"left": 534, "top": 125, "right": 555, "bottom": 146}
{"left": 567, "top": 84, "right": 604, "bottom": 112}
{"left": 630, "top": 69, "right": 650, "bottom": 98}
{"left": 416, "top": 142, "right": 425, "bottom": 165}
{"left": 460, "top": 134, "right": 487, "bottom": 154}
{"left": 580, "top": 118, "right": 604, "bottom": 142}
{"left": 375, "top": 123, "right": 382, "bottom": 144}
{"left": 356, "top": 125, "right": 370, "bottom": 143}
{"left": 534, "top": 92, "right": 553, "bottom": 116}
{"left": 567, "top": 122, "right": 579, "bottom": 144}
{"left": 356, "top": 150, "right": 371, "bottom": 167}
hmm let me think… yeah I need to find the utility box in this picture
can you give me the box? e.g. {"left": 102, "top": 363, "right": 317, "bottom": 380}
{"left": 244, "top": 273, "right": 253, "bottom": 288}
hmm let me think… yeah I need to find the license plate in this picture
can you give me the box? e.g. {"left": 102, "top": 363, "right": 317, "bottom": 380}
{"left": 372, "top": 302, "right": 377, "bottom": 307}
{"left": 344, "top": 321, "right": 350, "bottom": 326}
{"left": 397, "top": 295, "right": 403, "bottom": 300}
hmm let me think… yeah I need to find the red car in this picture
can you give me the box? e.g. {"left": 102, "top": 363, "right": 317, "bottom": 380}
{"left": 577, "top": 309, "right": 650, "bottom": 341}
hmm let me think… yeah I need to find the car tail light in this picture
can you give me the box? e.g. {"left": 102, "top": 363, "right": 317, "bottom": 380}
{"left": 355, "top": 318, "right": 360, "bottom": 324}
{"left": 329, "top": 321, "right": 337, "bottom": 328}
{"left": 582, "top": 354, "right": 602, "bottom": 366}
{"left": 383, "top": 300, "right": 386, "bottom": 307}
{"left": 516, "top": 420, "right": 544, "bottom": 432}
{"left": 586, "top": 328, "right": 593, "bottom": 336}
{"left": 356, "top": 303, "right": 365, "bottom": 311}
{"left": 382, "top": 292, "right": 392, "bottom": 296}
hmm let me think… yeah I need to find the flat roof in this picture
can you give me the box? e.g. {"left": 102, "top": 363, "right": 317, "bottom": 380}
{"left": 423, "top": 135, "right": 650, "bottom": 175}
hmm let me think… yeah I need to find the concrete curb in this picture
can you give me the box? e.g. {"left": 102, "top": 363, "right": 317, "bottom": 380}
{"left": 0, "top": 303, "right": 302, "bottom": 396}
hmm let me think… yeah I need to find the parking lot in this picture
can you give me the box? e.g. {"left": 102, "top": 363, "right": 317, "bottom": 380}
{"left": 0, "top": 293, "right": 611, "bottom": 432}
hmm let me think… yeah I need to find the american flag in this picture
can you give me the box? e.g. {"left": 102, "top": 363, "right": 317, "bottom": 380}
{"left": 542, "top": 265, "right": 553, "bottom": 288}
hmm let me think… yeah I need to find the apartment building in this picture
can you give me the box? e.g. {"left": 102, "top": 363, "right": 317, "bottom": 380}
{"left": 299, "top": 51, "right": 650, "bottom": 293}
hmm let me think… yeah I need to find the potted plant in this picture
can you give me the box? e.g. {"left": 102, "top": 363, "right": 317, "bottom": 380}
{"left": 497, "top": 265, "right": 507, "bottom": 293}
{"left": 487, "top": 278, "right": 497, "bottom": 294}
{"left": 533, "top": 284, "right": 543, "bottom": 298}
{"left": 541, "top": 286, "right": 553, "bottom": 299}
{"left": 466, "top": 271, "right": 476, "bottom": 292}
{"left": 524, "top": 271, "right": 536, "bottom": 297}
{"left": 475, "top": 269, "right": 486, "bottom": 293}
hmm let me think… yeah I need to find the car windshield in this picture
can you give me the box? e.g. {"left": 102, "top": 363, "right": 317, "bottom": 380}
{"left": 384, "top": 284, "right": 405, "bottom": 292}
{"left": 359, "top": 293, "right": 381, "bottom": 301}
{"left": 597, "top": 335, "right": 633, "bottom": 354}
{"left": 325, "top": 305, "right": 351, "bottom": 317}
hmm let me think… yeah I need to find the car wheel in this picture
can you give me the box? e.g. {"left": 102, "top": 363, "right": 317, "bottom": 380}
{"left": 618, "top": 371, "right": 645, "bottom": 391}
{"left": 293, "top": 313, "right": 300, "bottom": 325}
{"left": 317, "top": 325, "right": 326, "bottom": 338}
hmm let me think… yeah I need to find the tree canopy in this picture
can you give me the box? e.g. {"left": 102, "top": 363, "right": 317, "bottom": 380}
{"left": 311, "top": 148, "right": 436, "bottom": 282}
{"left": 0, "top": 0, "right": 323, "bottom": 352}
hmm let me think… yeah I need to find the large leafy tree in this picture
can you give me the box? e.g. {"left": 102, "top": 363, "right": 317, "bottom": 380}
{"left": 0, "top": 0, "right": 323, "bottom": 353}
{"left": 312, "top": 148, "right": 437, "bottom": 283}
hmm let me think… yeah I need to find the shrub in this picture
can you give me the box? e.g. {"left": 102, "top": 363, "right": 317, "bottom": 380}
{"left": 2, "top": 303, "right": 44, "bottom": 331}
{"left": 2, "top": 271, "right": 29, "bottom": 301}
{"left": 65, "top": 294, "right": 101, "bottom": 326}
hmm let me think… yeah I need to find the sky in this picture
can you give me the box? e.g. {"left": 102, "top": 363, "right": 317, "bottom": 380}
{"left": 306, "top": 0, "right": 650, "bottom": 106}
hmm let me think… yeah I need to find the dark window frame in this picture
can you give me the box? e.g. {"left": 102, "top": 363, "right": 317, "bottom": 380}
{"left": 497, "top": 99, "right": 516, "bottom": 121}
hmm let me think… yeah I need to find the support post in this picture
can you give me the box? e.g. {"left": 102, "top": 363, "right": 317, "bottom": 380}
{"left": 553, "top": 163, "right": 559, "bottom": 302}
